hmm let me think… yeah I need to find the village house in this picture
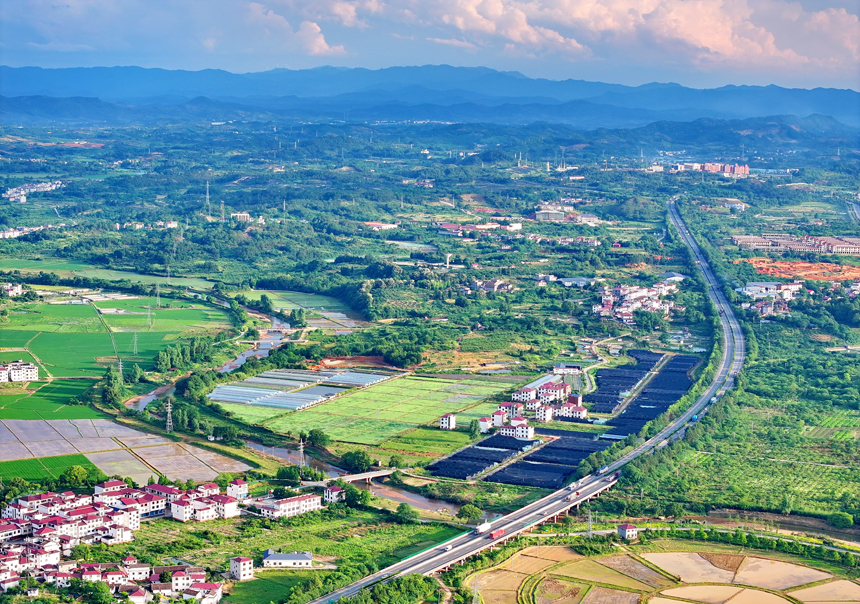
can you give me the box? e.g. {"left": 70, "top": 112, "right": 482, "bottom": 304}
{"left": 226, "top": 479, "right": 248, "bottom": 500}
{"left": 536, "top": 405, "right": 554, "bottom": 423}
{"left": 324, "top": 486, "right": 345, "bottom": 504}
{"left": 439, "top": 414, "right": 456, "bottom": 430}
{"left": 617, "top": 524, "right": 638, "bottom": 540}
{"left": 491, "top": 410, "right": 508, "bottom": 428}
{"left": 230, "top": 557, "right": 254, "bottom": 581}
{"left": 511, "top": 388, "right": 537, "bottom": 403}
{"left": 262, "top": 550, "right": 314, "bottom": 568}
{"left": 478, "top": 418, "right": 493, "bottom": 433}
{"left": 256, "top": 494, "right": 323, "bottom": 520}
{"left": 499, "top": 423, "right": 535, "bottom": 440}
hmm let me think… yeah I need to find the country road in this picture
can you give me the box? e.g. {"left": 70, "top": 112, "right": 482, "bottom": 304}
{"left": 308, "top": 197, "right": 746, "bottom": 603}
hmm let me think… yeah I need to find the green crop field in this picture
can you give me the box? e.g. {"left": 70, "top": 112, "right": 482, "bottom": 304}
{"left": 215, "top": 402, "right": 286, "bottom": 424}
{"left": 0, "top": 257, "right": 213, "bottom": 288}
{"left": 0, "top": 380, "right": 106, "bottom": 419}
{"left": 0, "top": 454, "right": 98, "bottom": 481}
{"left": 3, "top": 300, "right": 231, "bottom": 376}
{"left": 234, "top": 289, "right": 353, "bottom": 313}
{"left": 261, "top": 376, "right": 510, "bottom": 445}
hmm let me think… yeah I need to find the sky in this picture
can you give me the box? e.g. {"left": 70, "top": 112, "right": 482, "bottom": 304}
{"left": 1, "top": 0, "right": 858, "bottom": 90}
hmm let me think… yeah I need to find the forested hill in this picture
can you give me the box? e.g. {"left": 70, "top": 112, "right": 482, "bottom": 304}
{"left": 1, "top": 65, "right": 857, "bottom": 127}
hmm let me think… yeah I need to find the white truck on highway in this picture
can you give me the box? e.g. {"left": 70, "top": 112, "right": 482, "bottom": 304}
{"left": 474, "top": 522, "right": 493, "bottom": 534}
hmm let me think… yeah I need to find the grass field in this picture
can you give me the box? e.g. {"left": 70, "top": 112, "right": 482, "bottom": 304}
{"left": 2, "top": 300, "right": 231, "bottom": 376}
{"left": 0, "top": 257, "right": 213, "bottom": 288}
{"left": 261, "top": 376, "right": 511, "bottom": 445}
{"left": 0, "top": 453, "right": 98, "bottom": 480}
{"left": 234, "top": 289, "right": 353, "bottom": 313}
{"left": 0, "top": 380, "right": 106, "bottom": 420}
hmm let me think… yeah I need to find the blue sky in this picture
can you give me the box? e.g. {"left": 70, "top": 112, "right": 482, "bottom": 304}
{"left": 1, "top": 0, "right": 858, "bottom": 89}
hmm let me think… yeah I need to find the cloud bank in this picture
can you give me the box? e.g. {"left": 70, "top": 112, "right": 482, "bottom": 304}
{"left": 1, "top": 0, "right": 857, "bottom": 88}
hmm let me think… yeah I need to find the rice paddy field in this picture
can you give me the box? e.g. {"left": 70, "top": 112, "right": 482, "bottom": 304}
{"left": 1, "top": 299, "right": 231, "bottom": 376}
{"left": 0, "top": 380, "right": 104, "bottom": 420}
{"left": 219, "top": 376, "right": 512, "bottom": 446}
{"left": 234, "top": 289, "right": 353, "bottom": 313}
{"left": 466, "top": 541, "right": 856, "bottom": 604}
{"left": 0, "top": 453, "right": 99, "bottom": 481}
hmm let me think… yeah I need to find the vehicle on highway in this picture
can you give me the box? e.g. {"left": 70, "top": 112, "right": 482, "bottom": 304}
{"left": 489, "top": 529, "right": 505, "bottom": 539}
{"left": 474, "top": 522, "right": 493, "bottom": 534}
{"left": 443, "top": 545, "right": 453, "bottom": 552}
{"left": 596, "top": 466, "right": 609, "bottom": 475}
{"left": 691, "top": 414, "right": 698, "bottom": 421}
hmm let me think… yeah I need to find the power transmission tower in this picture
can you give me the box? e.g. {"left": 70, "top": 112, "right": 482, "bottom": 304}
{"left": 132, "top": 333, "right": 138, "bottom": 356}
{"left": 297, "top": 439, "right": 305, "bottom": 468}
{"left": 117, "top": 357, "right": 123, "bottom": 377}
{"left": 206, "top": 181, "right": 211, "bottom": 218}
{"left": 586, "top": 509, "right": 593, "bottom": 540}
{"left": 146, "top": 306, "right": 152, "bottom": 328}
{"left": 156, "top": 284, "right": 161, "bottom": 309}
{"left": 165, "top": 399, "right": 173, "bottom": 433}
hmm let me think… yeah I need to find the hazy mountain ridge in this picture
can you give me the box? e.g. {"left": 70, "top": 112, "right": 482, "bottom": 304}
{"left": 1, "top": 65, "right": 857, "bottom": 126}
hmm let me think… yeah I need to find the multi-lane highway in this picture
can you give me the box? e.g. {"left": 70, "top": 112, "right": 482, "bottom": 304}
{"left": 309, "top": 198, "right": 746, "bottom": 603}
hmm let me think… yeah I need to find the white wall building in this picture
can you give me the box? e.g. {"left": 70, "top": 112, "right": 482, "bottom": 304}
{"left": 439, "top": 414, "right": 456, "bottom": 430}
{"left": 230, "top": 557, "right": 254, "bottom": 581}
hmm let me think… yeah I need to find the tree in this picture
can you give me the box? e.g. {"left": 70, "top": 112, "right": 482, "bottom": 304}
{"left": 469, "top": 419, "right": 481, "bottom": 440}
{"left": 341, "top": 450, "right": 373, "bottom": 473}
{"left": 344, "top": 485, "right": 371, "bottom": 507}
{"left": 668, "top": 502, "right": 686, "bottom": 519}
{"left": 306, "top": 429, "right": 331, "bottom": 448}
{"left": 388, "top": 454, "right": 404, "bottom": 468}
{"left": 456, "top": 504, "right": 483, "bottom": 523}
{"left": 130, "top": 363, "right": 145, "bottom": 383}
{"left": 62, "top": 465, "right": 89, "bottom": 487}
{"left": 394, "top": 502, "right": 419, "bottom": 523}
{"left": 155, "top": 350, "right": 171, "bottom": 373}
{"left": 828, "top": 511, "right": 854, "bottom": 529}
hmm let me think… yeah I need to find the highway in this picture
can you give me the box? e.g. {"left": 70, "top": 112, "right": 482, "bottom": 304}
{"left": 309, "top": 197, "right": 746, "bottom": 603}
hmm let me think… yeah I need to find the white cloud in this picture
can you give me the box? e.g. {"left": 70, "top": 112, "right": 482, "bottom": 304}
{"left": 427, "top": 37, "right": 477, "bottom": 49}
{"left": 297, "top": 20, "right": 347, "bottom": 55}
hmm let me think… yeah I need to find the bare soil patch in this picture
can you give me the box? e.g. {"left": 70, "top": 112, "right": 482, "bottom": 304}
{"left": 553, "top": 560, "right": 651, "bottom": 591}
{"left": 598, "top": 555, "right": 675, "bottom": 588}
{"left": 726, "top": 588, "right": 792, "bottom": 604}
{"left": 477, "top": 569, "right": 529, "bottom": 591}
{"left": 699, "top": 552, "right": 745, "bottom": 572}
{"left": 642, "top": 552, "right": 736, "bottom": 583}
{"left": 789, "top": 579, "right": 860, "bottom": 602}
{"left": 480, "top": 590, "right": 519, "bottom": 604}
{"left": 580, "top": 586, "right": 639, "bottom": 604}
{"left": 662, "top": 585, "right": 743, "bottom": 603}
{"left": 530, "top": 546, "right": 583, "bottom": 562}
{"left": 733, "top": 557, "right": 831, "bottom": 590}
{"left": 509, "top": 554, "right": 557, "bottom": 574}
{"left": 535, "top": 578, "right": 585, "bottom": 604}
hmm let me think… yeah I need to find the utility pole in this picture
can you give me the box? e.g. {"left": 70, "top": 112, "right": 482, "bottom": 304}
{"left": 132, "top": 333, "right": 138, "bottom": 356}
{"left": 206, "top": 181, "right": 210, "bottom": 218}
{"left": 165, "top": 399, "right": 173, "bottom": 433}
{"left": 586, "top": 508, "right": 593, "bottom": 540}
{"left": 298, "top": 439, "right": 305, "bottom": 468}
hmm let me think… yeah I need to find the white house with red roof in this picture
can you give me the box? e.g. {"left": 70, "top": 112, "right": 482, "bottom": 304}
{"left": 196, "top": 483, "right": 220, "bottom": 497}
{"left": 183, "top": 582, "right": 223, "bottom": 603}
{"left": 617, "top": 524, "right": 638, "bottom": 540}
{"left": 509, "top": 416, "right": 528, "bottom": 427}
{"left": 324, "top": 486, "right": 344, "bottom": 504}
{"left": 538, "top": 382, "right": 570, "bottom": 403}
{"left": 439, "top": 413, "right": 456, "bottom": 430}
{"left": 478, "top": 417, "right": 493, "bottom": 433}
{"left": 536, "top": 405, "right": 554, "bottom": 423}
{"left": 491, "top": 410, "right": 508, "bottom": 427}
{"left": 226, "top": 479, "right": 248, "bottom": 500}
{"left": 230, "top": 556, "right": 254, "bottom": 581}
{"left": 258, "top": 494, "right": 322, "bottom": 519}
{"left": 499, "top": 424, "right": 535, "bottom": 440}
{"left": 511, "top": 388, "right": 536, "bottom": 403}
{"left": 94, "top": 480, "right": 127, "bottom": 496}
{"left": 498, "top": 402, "right": 524, "bottom": 416}
{"left": 207, "top": 495, "right": 239, "bottom": 519}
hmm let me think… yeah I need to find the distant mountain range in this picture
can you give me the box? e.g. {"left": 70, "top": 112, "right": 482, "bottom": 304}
{"left": 1, "top": 65, "right": 858, "bottom": 128}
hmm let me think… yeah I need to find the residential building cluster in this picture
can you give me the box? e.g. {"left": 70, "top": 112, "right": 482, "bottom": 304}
{"left": 535, "top": 274, "right": 598, "bottom": 288}
{"left": 115, "top": 221, "right": 180, "bottom": 230}
{"left": 737, "top": 281, "right": 803, "bottom": 300}
{"left": 650, "top": 163, "right": 750, "bottom": 175}
{"left": 471, "top": 279, "right": 514, "bottom": 293}
{"left": 592, "top": 281, "right": 682, "bottom": 325}
{"left": 3, "top": 181, "right": 66, "bottom": 203}
{"left": 1, "top": 283, "right": 23, "bottom": 297}
{"left": 732, "top": 234, "right": 860, "bottom": 255}
{"left": 435, "top": 221, "right": 522, "bottom": 237}
{"left": 0, "top": 479, "right": 254, "bottom": 598}
{"left": 247, "top": 493, "right": 323, "bottom": 519}
{"left": 0, "top": 360, "right": 38, "bottom": 383}
{"left": 0, "top": 223, "right": 71, "bottom": 240}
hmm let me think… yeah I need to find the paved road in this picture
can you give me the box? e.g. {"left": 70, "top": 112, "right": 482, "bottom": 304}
{"left": 309, "top": 197, "right": 746, "bottom": 603}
